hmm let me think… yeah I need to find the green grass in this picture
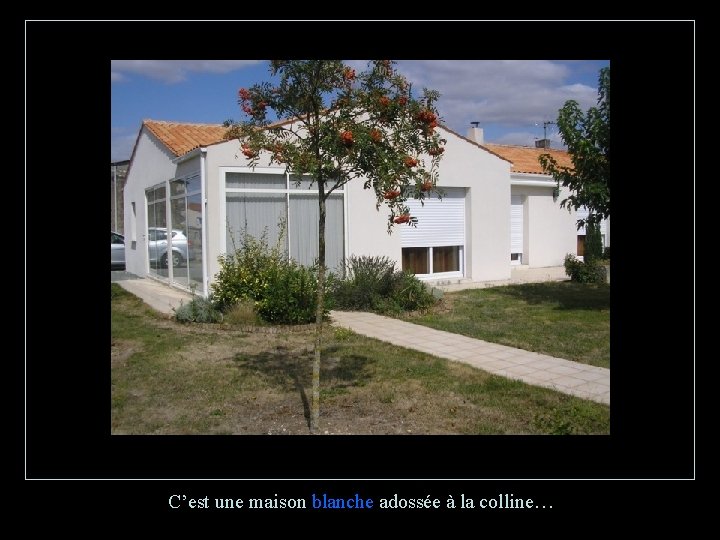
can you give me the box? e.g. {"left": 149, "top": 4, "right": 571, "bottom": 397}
{"left": 402, "top": 282, "right": 610, "bottom": 368}
{"left": 111, "top": 283, "right": 609, "bottom": 435}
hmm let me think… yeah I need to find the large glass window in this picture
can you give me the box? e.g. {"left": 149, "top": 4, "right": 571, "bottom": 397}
{"left": 170, "top": 187, "right": 188, "bottom": 287}
{"left": 226, "top": 193, "right": 287, "bottom": 253}
{"left": 146, "top": 184, "right": 167, "bottom": 277}
{"left": 224, "top": 170, "right": 345, "bottom": 272}
{"left": 186, "top": 192, "right": 203, "bottom": 289}
{"left": 168, "top": 175, "right": 203, "bottom": 291}
{"left": 147, "top": 175, "right": 205, "bottom": 294}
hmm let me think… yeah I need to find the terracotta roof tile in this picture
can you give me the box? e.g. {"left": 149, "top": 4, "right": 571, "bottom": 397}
{"left": 139, "top": 120, "right": 573, "bottom": 176}
{"left": 483, "top": 143, "right": 573, "bottom": 174}
{"left": 438, "top": 124, "right": 513, "bottom": 164}
{"left": 143, "top": 120, "right": 229, "bottom": 157}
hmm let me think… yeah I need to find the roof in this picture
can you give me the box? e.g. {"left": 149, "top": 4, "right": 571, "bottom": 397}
{"left": 143, "top": 120, "right": 230, "bottom": 157}
{"left": 135, "top": 120, "right": 571, "bottom": 176}
{"left": 438, "top": 124, "right": 513, "bottom": 164}
{"left": 483, "top": 143, "right": 573, "bottom": 174}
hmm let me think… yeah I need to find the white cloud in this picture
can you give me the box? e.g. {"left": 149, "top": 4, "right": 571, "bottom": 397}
{"left": 394, "top": 60, "right": 599, "bottom": 138}
{"left": 110, "top": 60, "right": 261, "bottom": 84}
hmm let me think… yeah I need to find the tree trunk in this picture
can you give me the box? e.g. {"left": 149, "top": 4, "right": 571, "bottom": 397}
{"left": 311, "top": 186, "right": 326, "bottom": 434}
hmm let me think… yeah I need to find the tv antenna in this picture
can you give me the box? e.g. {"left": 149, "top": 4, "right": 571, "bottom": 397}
{"left": 536, "top": 120, "right": 556, "bottom": 140}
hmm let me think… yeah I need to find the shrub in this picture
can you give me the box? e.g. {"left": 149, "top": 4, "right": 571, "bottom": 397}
{"left": 602, "top": 246, "right": 611, "bottom": 260}
{"left": 331, "top": 255, "right": 436, "bottom": 314}
{"left": 210, "top": 226, "right": 327, "bottom": 325}
{"left": 388, "top": 270, "right": 437, "bottom": 312}
{"left": 174, "top": 296, "right": 223, "bottom": 323}
{"left": 257, "top": 262, "right": 323, "bottom": 324}
{"left": 211, "top": 228, "right": 287, "bottom": 312}
{"left": 331, "top": 255, "right": 396, "bottom": 310}
{"left": 564, "top": 253, "right": 607, "bottom": 284}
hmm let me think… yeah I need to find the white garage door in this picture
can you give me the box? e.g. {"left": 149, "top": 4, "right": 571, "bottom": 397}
{"left": 400, "top": 188, "right": 465, "bottom": 277}
{"left": 511, "top": 195, "right": 524, "bottom": 262}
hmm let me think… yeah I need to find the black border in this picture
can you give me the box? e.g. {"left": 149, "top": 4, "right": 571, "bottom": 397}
{"left": 24, "top": 20, "right": 694, "bottom": 491}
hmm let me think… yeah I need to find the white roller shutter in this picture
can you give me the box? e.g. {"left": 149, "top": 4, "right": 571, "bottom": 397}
{"left": 511, "top": 195, "right": 523, "bottom": 254}
{"left": 400, "top": 188, "right": 465, "bottom": 248}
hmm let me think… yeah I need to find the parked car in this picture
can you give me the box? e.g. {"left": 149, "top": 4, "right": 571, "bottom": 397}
{"left": 148, "top": 227, "right": 192, "bottom": 268}
{"left": 111, "top": 231, "right": 125, "bottom": 269}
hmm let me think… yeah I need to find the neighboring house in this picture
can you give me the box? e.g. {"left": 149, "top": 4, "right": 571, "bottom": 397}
{"left": 123, "top": 120, "right": 609, "bottom": 297}
{"left": 111, "top": 160, "right": 130, "bottom": 234}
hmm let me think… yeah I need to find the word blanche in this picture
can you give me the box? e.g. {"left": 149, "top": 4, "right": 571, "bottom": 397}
{"left": 312, "top": 493, "right": 373, "bottom": 509}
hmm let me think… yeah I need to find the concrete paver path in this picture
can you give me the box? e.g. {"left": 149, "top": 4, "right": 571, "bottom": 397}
{"left": 115, "top": 277, "right": 193, "bottom": 315}
{"left": 330, "top": 311, "right": 610, "bottom": 405}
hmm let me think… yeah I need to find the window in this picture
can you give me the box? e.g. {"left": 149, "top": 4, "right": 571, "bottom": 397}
{"left": 169, "top": 174, "right": 204, "bottom": 290}
{"left": 402, "top": 246, "right": 461, "bottom": 275}
{"left": 223, "top": 169, "right": 345, "bottom": 272}
{"left": 400, "top": 187, "right": 465, "bottom": 278}
{"left": 130, "top": 202, "right": 137, "bottom": 242}
{"left": 402, "top": 247, "right": 429, "bottom": 275}
{"left": 433, "top": 246, "right": 460, "bottom": 273}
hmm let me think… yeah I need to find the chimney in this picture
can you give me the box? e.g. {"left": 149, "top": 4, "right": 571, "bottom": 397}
{"left": 467, "top": 122, "right": 484, "bottom": 145}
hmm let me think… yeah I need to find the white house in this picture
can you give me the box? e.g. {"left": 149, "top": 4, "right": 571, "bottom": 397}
{"left": 123, "top": 120, "right": 609, "bottom": 297}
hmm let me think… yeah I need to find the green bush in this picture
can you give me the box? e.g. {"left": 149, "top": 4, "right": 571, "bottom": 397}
{"left": 388, "top": 270, "right": 437, "bottom": 313}
{"left": 602, "top": 246, "right": 611, "bottom": 260}
{"left": 211, "top": 228, "right": 286, "bottom": 312}
{"left": 210, "top": 226, "right": 327, "bottom": 325}
{"left": 564, "top": 253, "right": 607, "bottom": 284}
{"left": 174, "top": 296, "right": 223, "bottom": 323}
{"left": 332, "top": 255, "right": 396, "bottom": 310}
{"left": 257, "top": 262, "right": 323, "bottom": 324}
{"left": 331, "top": 255, "right": 436, "bottom": 314}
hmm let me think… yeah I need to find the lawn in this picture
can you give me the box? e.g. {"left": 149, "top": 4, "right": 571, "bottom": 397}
{"left": 402, "top": 282, "right": 610, "bottom": 368}
{"left": 111, "top": 283, "right": 609, "bottom": 435}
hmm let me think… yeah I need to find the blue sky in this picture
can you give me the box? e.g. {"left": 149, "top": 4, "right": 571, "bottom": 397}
{"left": 111, "top": 59, "right": 609, "bottom": 162}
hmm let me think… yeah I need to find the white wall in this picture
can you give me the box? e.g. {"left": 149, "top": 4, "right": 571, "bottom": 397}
{"left": 437, "top": 129, "right": 512, "bottom": 282}
{"left": 123, "top": 128, "right": 177, "bottom": 276}
{"left": 345, "top": 178, "right": 402, "bottom": 265}
{"left": 517, "top": 183, "right": 577, "bottom": 267}
{"left": 511, "top": 178, "right": 608, "bottom": 267}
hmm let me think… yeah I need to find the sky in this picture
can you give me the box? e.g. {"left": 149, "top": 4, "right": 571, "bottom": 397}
{"left": 111, "top": 59, "right": 609, "bottom": 163}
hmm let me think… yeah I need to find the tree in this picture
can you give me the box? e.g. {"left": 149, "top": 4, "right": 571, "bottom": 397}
{"left": 225, "top": 60, "right": 445, "bottom": 433}
{"left": 584, "top": 221, "right": 603, "bottom": 263}
{"left": 539, "top": 67, "right": 610, "bottom": 229}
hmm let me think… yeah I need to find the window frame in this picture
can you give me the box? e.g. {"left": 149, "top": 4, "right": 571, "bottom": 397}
{"left": 219, "top": 167, "right": 347, "bottom": 267}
